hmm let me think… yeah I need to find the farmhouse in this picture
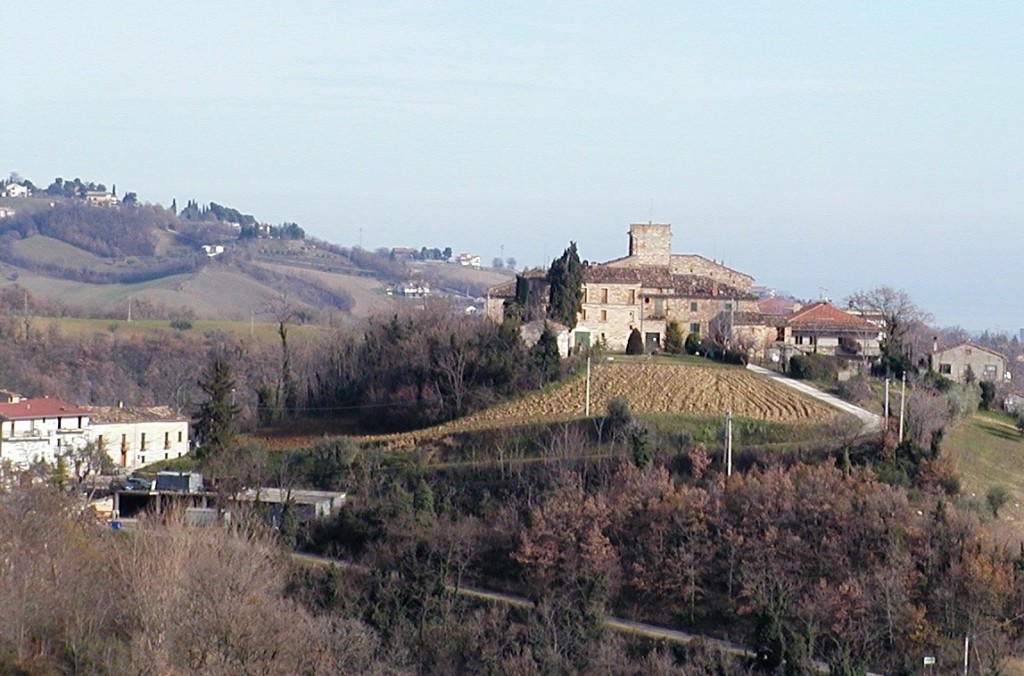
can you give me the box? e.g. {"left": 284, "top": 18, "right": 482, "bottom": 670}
{"left": 781, "top": 302, "right": 881, "bottom": 359}
{"left": 0, "top": 398, "right": 91, "bottom": 469}
{"left": 2, "top": 183, "right": 29, "bottom": 198}
{"left": 87, "top": 405, "right": 190, "bottom": 470}
{"left": 83, "top": 190, "right": 118, "bottom": 207}
{"left": 930, "top": 342, "right": 1008, "bottom": 383}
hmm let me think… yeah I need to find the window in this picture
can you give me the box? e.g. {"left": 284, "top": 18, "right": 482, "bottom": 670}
{"left": 581, "top": 309, "right": 587, "bottom": 321}
{"left": 724, "top": 302, "right": 733, "bottom": 310}
{"left": 600, "top": 309, "right": 608, "bottom": 321}
{"left": 164, "top": 432, "right": 170, "bottom": 450}
{"left": 164, "top": 453, "right": 169, "bottom": 460}
{"left": 140, "top": 456, "right": 145, "bottom": 464}
{"left": 629, "top": 290, "right": 636, "bottom": 304}
{"left": 796, "top": 335, "right": 804, "bottom": 345}
{"left": 984, "top": 364, "right": 998, "bottom": 379}
{"left": 141, "top": 433, "right": 146, "bottom": 450}
{"left": 690, "top": 322, "right": 700, "bottom": 334}
{"left": 601, "top": 288, "right": 608, "bottom": 303}
{"left": 690, "top": 301, "right": 698, "bottom": 312}
{"left": 178, "top": 431, "right": 183, "bottom": 443}
{"left": 939, "top": 363, "right": 952, "bottom": 374}
{"left": 121, "top": 434, "right": 128, "bottom": 451}
{"left": 776, "top": 327, "right": 785, "bottom": 341}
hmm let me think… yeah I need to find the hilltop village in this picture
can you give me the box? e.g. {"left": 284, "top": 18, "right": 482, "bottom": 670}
{"left": 2, "top": 176, "right": 1024, "bottom": 673}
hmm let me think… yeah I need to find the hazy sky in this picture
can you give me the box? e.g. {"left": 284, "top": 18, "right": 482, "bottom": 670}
{"left": 3, "top": 2, "right": 1021, "bottom": 331}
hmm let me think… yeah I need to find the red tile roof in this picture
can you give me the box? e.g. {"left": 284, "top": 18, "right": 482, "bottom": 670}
{"left": 787, "top": 302, "right": 877, "bottom": 332}
{"left": 0, "top": 397, "right": 90, "bottom": 421}
{"left": 757, "top": 296, "right": 801, "bottom": 316}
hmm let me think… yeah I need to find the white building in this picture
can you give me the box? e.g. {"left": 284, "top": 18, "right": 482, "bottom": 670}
{"left": 0, "top": 398, "right": 91, "bottom": 468}
{"left": 457, "top": 253, "right": 481, "bottom": 268}
{"left": 2, "top": 183, "right": 29, "bottom": 198}
{"left": 87, "top": 405, "right": 190, "bottom": 470}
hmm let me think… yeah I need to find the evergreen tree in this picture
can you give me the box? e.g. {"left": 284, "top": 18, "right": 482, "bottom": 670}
{"left": 664, "top": 320, "right": 685, "bottom": 355}
{"left": 533, "top": 323, "right": 561, "bottom": 385}
{"left": 626, "top": 328, "right": 644, "bottom": 355}
{"left": 547, "top": 242, "right": 584, "bottom": 328}
{"left": 193, "top": 357, "right": 240, "bottom": 461}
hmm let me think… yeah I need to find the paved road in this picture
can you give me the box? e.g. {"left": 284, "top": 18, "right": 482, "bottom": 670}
{"left": 747, "top": 364, "right": 884, "bottom": 435}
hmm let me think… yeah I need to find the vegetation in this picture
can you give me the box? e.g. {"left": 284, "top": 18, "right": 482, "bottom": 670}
{"left": 663, "top": 319, "right": 685, "bottom": 355}
{"left": 546, "top": 242, "right": 584, "bottom": 328}
{"left": 625, "top": 328, "right": 644, "bottom": 355}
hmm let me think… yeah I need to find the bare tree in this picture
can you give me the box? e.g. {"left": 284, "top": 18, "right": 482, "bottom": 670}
{"left": 845, "top": 286, "right": 931, "bottom": 368}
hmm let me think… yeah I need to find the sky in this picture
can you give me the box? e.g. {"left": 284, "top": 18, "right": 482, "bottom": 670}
{"left": 2, "top": 2, "right": 1022, "bottom": 331}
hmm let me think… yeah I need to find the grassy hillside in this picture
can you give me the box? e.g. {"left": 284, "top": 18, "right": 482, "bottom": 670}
{"left": 945, "top": 411, "right": 1024, "bottom": 545}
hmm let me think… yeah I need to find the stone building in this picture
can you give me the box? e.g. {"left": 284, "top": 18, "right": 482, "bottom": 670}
{"left": 931, "top": 342, "right": 1008, "bottom": 383}
{"left": 486, "top": 223, "right": 758, "bottom": 352}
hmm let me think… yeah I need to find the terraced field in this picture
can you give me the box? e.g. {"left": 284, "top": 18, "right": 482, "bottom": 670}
{"left": 366, "top": 361, "right": 839, "bottom": 445}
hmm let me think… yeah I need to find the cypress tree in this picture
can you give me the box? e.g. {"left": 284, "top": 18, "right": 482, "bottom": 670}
{"left": 547, "top": 242, "right": 584, "bottom": 328}
{"left": 193, "top": 357, "right": 240, "bottom": 461}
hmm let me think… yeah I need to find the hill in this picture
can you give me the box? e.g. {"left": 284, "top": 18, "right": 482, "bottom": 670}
{"left": 358, "top": 360, "right": 841, "bottom": 448}
{"left": 0, "top": 194, "right": 512, "bottom": 321}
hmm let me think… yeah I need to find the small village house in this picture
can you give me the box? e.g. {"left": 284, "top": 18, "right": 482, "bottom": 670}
{"left": 0, "top": 398, "right": 91, "bottom": 469}
{"left": 930, "top": 342, "right": 1008, "bottom": 383}
{"left": 2, "top": 183, "right": 29, "bottom": 198}
{"left": 87, "top": 405, "right": 190, "bottom": 470}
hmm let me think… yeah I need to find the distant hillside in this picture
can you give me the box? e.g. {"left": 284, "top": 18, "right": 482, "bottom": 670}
{"left": 0, "top": 191, "right": 513, "bottom": 321}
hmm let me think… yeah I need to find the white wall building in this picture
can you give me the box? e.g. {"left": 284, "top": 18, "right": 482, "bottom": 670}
{"left": 0, "top": 398, "right": 91, "bottom": 468}
{"left": 87, "top": 405, "right": 190, "bottom": 470}
{"left": 3, "top": 183, "right": 29, "bottom": 198}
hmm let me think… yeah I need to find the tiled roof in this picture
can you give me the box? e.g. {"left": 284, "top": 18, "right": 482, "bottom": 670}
{"left": 0, "top": 397, "right": 89, "bottom": 421}
{"left": 583, "top": 265, "right": 756, "bottom": 299}
{"left": 934, "top": 342, "right": 1007, "bottom": 360}
{"left": 787, "top": 302, "right": 877, "bottom": 332}
{"left": 87, "top": 405, "right": 188, "bottom": 425}
{"left": 757, "top": 296, "right": 800, "bottom": 316}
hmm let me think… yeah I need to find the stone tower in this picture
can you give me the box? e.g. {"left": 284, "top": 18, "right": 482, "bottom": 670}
{"left": 628, "top": 223, "right": 672, "bottom": 266}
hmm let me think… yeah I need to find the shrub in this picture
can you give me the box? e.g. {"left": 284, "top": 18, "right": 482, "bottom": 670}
{"left": 834, "top": 377, "right": 871, "bottom": 404}
{"left": 664, "top": 320, "right": 685, "bottom": 355}
{"left": 788, "top": 353, "right": 839, "bottom": 381}
{"left": 979, "top": 381, "right": 996, "bottom": 411}
{"left": 170, "top": 317, "right": 193, "bottom": 331}
{"left": 987, "top": 485, "right": 1011, "bottom": 518}
{"left": 684, "top": 332, "right": 701, "bottom": 355}
{"left": 625, "top": 328, "right": 644, "bottom": 355}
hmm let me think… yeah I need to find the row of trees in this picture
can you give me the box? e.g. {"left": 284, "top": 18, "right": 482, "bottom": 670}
{"left": 305, "top": 308, "right": 567, "bottom": 432}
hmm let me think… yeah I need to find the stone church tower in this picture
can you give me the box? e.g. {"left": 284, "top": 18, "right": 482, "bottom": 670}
{"left": 627, "top": 223, "right": 672, "bottom": 266}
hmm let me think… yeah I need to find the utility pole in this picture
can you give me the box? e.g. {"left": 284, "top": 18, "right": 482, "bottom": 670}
{"left": 584, "top": 355, "right": 591, "bottom": 416}
{"left": 127, "top": 294, "right": 132, "bottom": 322}
{"left": 884, "top": 378, "right": 890, "bottom": 421}
{"left": 725, "top": 410, "right": 733, "bottom": 477}
{"left": 898, "top": 372, "right": 907, "bottom": 443}
{"left": 250, "top": 309, "right": 255, "bottom": 338}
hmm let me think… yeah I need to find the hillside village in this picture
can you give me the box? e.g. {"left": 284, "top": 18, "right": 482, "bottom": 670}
{"left": 3, "top": 173, "right": 1024, "bottom": 673}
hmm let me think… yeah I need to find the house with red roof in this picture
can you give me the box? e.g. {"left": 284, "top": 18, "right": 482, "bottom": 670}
{"left": 0, "top": 398, "right": 91, "bottom": 469}
{"left": 783, "top": 302, "right": 882, "bottom": 359}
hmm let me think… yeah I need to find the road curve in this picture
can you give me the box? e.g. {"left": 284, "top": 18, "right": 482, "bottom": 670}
{"left": 746, "top": 364, "right": 884, "bottom": 435}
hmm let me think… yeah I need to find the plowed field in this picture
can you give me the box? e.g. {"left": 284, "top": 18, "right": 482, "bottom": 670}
{"left": 367, "top": 362, "right": 838, "bottom": 445}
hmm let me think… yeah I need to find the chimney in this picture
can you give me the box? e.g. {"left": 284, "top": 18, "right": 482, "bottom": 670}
{"left": 932, "top": 336, "right": 938, "bottom": 353}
